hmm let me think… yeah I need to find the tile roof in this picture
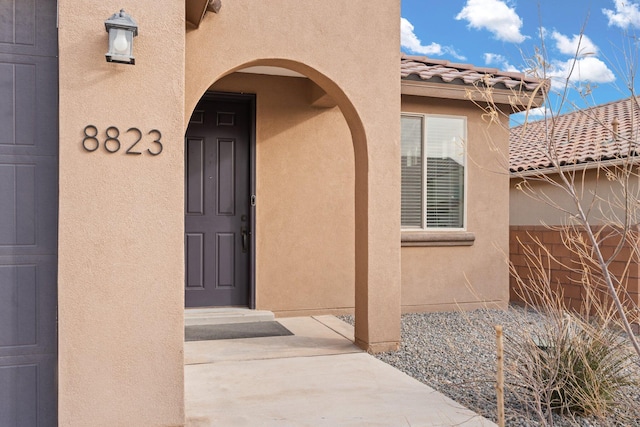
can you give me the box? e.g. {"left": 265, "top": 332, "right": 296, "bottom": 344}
{"left": 510, "top": 97, "right": 640, "bottom": 173}
{"left": 401, "top": 53, "right": 542, "bottom": 92}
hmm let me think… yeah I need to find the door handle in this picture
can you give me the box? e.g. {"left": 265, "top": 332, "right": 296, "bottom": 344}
{"left": 241, "top": 226, "right": 248, "bottom": 253}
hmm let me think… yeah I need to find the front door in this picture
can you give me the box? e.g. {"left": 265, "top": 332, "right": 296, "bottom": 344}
{"left": 185, "top": 95, "right": 252, "bottom": 307}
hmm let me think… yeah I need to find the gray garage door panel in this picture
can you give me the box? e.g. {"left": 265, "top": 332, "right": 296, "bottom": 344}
{"left": 0, "top": 55, "right": 58, "bottom": 158}
{"left": 0, "top": 0, "right": 57, "bottom": 57}
{"left": 0, "top": 255, "right": 56, "bottom": 426}
{"left": 0, "top": 0, "right": 58, "bottom": 425}
{"left": 0, "top": 155, "right": 58, "bottom": 257}
{"left": 0, "top": 256, "right": 57, "bottom": 357}
{"left": 0, "top": 355, "right": 56, "bottom": 427}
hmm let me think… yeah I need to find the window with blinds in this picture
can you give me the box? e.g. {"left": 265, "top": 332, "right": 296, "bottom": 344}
{"left": 401, "top": 114, "right": 466, "bottom": 229}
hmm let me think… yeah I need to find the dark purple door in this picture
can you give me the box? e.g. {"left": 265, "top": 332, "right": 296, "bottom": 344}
{"left": 185, "top": 96, "right": 251, "bottom": 307}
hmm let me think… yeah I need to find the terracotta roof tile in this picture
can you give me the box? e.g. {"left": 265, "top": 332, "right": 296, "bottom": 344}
{"left": 401, "top": 53, "right": 542, "bottom": 92}
{"left": 510, "top": 97, "right": 640, "bottom": 173}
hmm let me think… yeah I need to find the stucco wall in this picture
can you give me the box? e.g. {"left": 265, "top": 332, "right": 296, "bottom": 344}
{"left": 510, "top": 167, "right": 640, "bottom": 226}
{"left": 58, "top": 1, "right": 401, "bottom": 424}
{"left": 58, "top": 1, "right": 185, "bottom": 426}
{"left": 185, "top": 1, "right": 402, "bottom": 353}
{"left": 200, "top": 80, "right": 514, "bottom": 315}
{"left": 400, "top": 96, "right": 511, "bottom": 311}
{"left": 211, "top": 73, "right": 356, "bottom": 315}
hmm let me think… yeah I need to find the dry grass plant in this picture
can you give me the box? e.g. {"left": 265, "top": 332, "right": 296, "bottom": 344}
{"left": 460, "top": 16, "right": 640, "bottom": 425}
{"left": 464, "top": 18, "right": 640, "bottom": 359}
{"left": 505, "top": 251, "right": 640, "bottom": 425}
{"left": 454, "top": 266, "right": 640, "bottom": 425}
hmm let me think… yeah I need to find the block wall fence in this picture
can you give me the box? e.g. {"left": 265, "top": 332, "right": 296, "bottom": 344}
{"left": 509, "top": 225, "right": 640, "bottom": 328}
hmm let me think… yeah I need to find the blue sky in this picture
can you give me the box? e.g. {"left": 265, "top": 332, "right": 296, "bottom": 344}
{"left": 401, "top": 0, "right": 640, "bottom": 119}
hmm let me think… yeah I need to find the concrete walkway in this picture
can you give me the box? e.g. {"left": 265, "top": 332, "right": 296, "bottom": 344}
{"left": 185, "top": 315, "right": 497, "bottom": 426}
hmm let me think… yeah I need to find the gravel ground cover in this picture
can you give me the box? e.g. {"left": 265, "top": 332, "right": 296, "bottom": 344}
{"left": 338, "top": 307, "right": 640, "bottom": 426}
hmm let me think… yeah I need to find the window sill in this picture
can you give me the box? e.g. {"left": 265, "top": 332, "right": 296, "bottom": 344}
{"left": 401, "top": 231, "right": 475, "bottom": 247}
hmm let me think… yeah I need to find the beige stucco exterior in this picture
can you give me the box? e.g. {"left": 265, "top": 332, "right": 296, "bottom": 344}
{"left": 199, "top": 78, "right": 513, "bottom": 318}
{"left": 400, "top": 96, "right": 511, "bottom": 311}
{"left": 511, "top": 166, "right": 640, "bottom": 226}
{"left": 183, "top": 2, "right": 402, "bottom": 354}
{"left": 57, "top": 1, "right": 400, "bottom": 425}
{"left": 57, "top": 1, "right": 186, "bottom": 426}
{"left": 53, "top": 0, "right": 522, "bottom": 424}
{"left": 210, "top": 72, "right": 356, "bottom": 316}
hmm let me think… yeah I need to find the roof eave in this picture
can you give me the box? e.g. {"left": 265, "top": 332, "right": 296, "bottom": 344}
{"left": 186, "top": 0, "right": 221, "bottom": 29}
{"left": 401, "top": 79, "right": 545, "bottom": 109}
{"left": 510, "top": 156, "right": 637, "bottom": 178}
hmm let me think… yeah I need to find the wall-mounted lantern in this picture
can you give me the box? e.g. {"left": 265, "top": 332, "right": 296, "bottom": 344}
{"left": 105, "top": 9, "right": 138, "bottom": 65}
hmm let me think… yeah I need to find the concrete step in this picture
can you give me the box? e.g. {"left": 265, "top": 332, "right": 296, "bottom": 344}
{"left": 184, "top": 308, "right": 275, "bottom": 326}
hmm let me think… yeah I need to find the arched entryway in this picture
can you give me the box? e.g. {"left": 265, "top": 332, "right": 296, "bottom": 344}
{"left": 185, "top": 0, "right": 402, "bottom": 350}
{"left": 184, "top": 56, "right": 400, "bottom": 351}
{"left": 185, "top": 60, "right": 361, "bottom": 312}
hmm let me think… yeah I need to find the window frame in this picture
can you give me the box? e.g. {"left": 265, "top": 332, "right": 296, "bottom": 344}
{"left": 400, "top": 112, "right": 468, "bottom": 233}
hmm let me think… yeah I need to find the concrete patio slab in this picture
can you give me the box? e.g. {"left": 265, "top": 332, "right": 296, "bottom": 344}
{"left": 185, "top": 316, "right": 360, "bottom": 365}
{"left": 185, "top": 316, "right": 497, "bottom": 426}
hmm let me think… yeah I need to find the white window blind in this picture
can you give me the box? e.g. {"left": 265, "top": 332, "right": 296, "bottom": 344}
{"left": 401, "top": 114, "right": 466, "bottom": 229}
{"left": 401, "top": 116, "right": 423, "bottom": 228}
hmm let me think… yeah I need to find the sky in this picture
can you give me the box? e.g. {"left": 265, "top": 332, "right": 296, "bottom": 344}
{"left": 401, "top": 0, "right": 640, "bottom": 121}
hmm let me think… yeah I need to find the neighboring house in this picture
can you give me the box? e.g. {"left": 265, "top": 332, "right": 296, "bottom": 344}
{"left": 1, "top": 1, "right": 540, "bottom": 425}
{"left": 509, "top": 97, "right": 640, "bottom": 320}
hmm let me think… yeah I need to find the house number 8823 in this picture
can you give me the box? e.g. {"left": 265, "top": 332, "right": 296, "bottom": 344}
{"left": 82, "top": 125, "right": 163, "bottom": 156}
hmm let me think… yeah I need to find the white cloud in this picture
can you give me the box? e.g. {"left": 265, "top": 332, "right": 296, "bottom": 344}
{"left": 484, "top": 53, "right": 519, "bottom": 72}
{"left": 400, "top": 18, "right": 466, "bottom": 60}
{"left": 526, "top": 106, "right": 549, "bottom": 118}
{"left": 532, "top": 28, "right": 616, "bottom": 89}
{"left": 551, "top": 31, "right": 599, "bottom": 57}
{"left": 456, "top": 0, "right": 527, "bottom": 43}
{"left": 603, "top": 0, "right": 640, "bottom": 29}
{"left": 511, "top": 106, "right": 549, "bottom": 125}
{"left": 401, "top": 18, "right": 443, "bottom": 56}
{"left": 547, "top": 57, "right": 616, "bottom": 87}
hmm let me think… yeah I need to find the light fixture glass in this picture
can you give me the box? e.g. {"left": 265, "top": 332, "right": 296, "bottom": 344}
{"left": 105, "top": 9, "right": 138, "bottom": 65}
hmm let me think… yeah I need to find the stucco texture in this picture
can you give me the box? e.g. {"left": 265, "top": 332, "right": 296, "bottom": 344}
{"left": 185, "top": 1, "right": 402, "bottom": 352}
{"left": 203, "top": 79, "right": 512, "bottom": 316}
{"left": 58, "top": 1, "right": 185, "bottom": 425}
{"left": 400, "top": 96, "right": 511, "bottom": 311}
{"left": 510, "top": 168, "right": 640, "bottom": 226}
{"left": 58, "top": 1, "right": 401, "bottom": 425}
{"left": 211, "top": 73, "right": 356, "bottom": 315}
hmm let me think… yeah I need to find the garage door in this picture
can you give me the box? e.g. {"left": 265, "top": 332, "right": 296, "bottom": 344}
{"left": 0, "top": 0, "right": 59, "bottom": 425}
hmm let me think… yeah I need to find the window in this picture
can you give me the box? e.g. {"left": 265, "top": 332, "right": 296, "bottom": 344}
{"left": 401, "top": 114, "right": 466, "bottom": 230}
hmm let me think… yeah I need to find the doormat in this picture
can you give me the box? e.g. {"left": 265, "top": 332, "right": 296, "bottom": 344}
{"left": 185, "top": 321, "right": 293, "bottom": 341}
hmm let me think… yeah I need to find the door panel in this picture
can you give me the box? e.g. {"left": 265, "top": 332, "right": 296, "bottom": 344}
{"left": 185, "top": 97, "right": 251, "bottom": 307}
{"left": 216, "top": 139, "right": 236, "bottom": 216}
{"left": 0, "top": 0, "right": 58, "bottom": 424}
{"left": 185, "top": 233, "right": 205, "bottom": 288}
